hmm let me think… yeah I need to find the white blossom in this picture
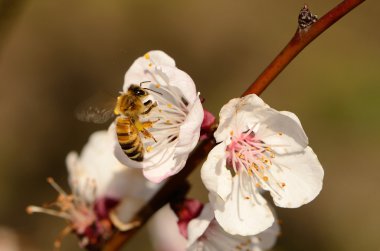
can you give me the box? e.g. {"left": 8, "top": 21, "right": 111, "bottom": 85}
{"left": 201, "top": 94, "right": 324, "bottom": 235}
{"left": 114, "top": 50, "right": 204, "bottom": 183}
{"left": 148, "top": 203, "right": 279, "bottom": 251}
{"left": 27, "top": 130, "right": 160, "bottom": 248}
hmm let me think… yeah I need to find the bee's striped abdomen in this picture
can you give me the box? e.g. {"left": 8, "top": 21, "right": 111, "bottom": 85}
{"left": 116, "top": 117, "right": 144, "bottom": 161}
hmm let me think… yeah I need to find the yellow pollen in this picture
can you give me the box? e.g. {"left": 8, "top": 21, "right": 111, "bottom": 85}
{"left": 237, "top": 153, "right": 245, "bottom": 159}
{"left": 148, "top": 63, "right": 152, "bottom": 67}
{"left": 271, "top": 153, "right": 275, "bottom": 158}
{"left": 263, "top": 176, "right": 269, "bottom": 182}
{"left": 144, "top": 53, "right": 150, "bottom": 59}
{"left": 230, "top": 130, "right": 234, "bottom": 136}
{"left": 247, "top": 168, "right": 253, "bottom": 176}
{"left": 256, "top": 183, "right": 261, "bottom": 188}
{"left": 167, "top": 103, "right": 173, "bottom": 108}
{"left": 155, "top": 83, "right": 160, "bottom": 88}
{"left": 146, "top": 146, "right": 153, "bottom": 152}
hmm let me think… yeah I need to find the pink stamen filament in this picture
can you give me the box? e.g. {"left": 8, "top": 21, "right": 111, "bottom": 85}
{"left": 227, "top": 130, "right": 285, "bottom": 197}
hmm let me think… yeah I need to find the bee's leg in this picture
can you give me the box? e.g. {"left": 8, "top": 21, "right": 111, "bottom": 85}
{"left": 141, "top": 120, "right": 159, "bottom": 142}
{"left": 141, "top": 128, "right": 157, "bottom": 143}
{"left": 142, "top": 101, "right": 158, "bottom": 115}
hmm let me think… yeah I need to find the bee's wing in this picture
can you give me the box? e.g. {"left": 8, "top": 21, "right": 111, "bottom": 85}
{"left": 75, "top": 93, "right": 116, "bottom": 124}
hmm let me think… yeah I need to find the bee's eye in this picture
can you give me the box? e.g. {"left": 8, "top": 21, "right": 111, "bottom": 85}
{"left": 135, "top": 89, "right": 145, "bottom": 96}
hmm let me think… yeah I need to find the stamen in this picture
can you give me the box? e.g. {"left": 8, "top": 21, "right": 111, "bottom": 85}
{"left": 47, "top": 177, "right": 67, "bottom": 196}
{"left": 226, "top": 127, "right": 285, "bottom": 201}
{"left": 26, "top": 206, "right": 71, "bottom": 219}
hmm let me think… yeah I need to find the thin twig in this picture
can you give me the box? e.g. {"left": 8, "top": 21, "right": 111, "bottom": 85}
{"left": 102, "top": 0, "right": 366, "bottom": 250}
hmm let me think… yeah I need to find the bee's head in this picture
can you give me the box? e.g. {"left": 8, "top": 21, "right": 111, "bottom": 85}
{"left": 129, "top": 84, "right": 148, "bottom": 97}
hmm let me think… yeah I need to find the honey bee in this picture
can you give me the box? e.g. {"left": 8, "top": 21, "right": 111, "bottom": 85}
{"left": 77, "top": 82, "right": 160, "bottom": 161}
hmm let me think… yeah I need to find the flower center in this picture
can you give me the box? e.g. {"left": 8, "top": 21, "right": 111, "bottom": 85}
{"left": 136, "top": 59, "right": 195, "bottom": 166}
{"left": 26, "top": 178, "right": 116, "bottom": 249}
{"left": 226, "top": 128, "right": 286, "bottom": 195}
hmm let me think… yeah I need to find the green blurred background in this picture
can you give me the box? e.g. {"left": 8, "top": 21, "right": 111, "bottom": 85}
{"left": 0, "top": 0, "right": 379, "bottom": 250}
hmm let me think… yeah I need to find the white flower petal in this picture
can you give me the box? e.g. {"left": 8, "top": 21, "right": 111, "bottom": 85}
{"left": 280, "top": 110, "right": 303, "bottom": 127}
{"left": 175, "top": 99, "right": 203, "bottom": 156}
{"left": 109, "top": 168, "right": 161, "bottom": 225}
{"left": 142, "top": 148, "right": 182, "bottom": 183}
{"left": 188, "top": 207, "right": 280, "bottom": 251}
{"left": 123, "top": 50, "right": 175, "bottom": 91}
{"left": 253, "top": 219, "right": 280, "bottom": 251}
{"left": 215, "top": 95, "right": 269, "bottom": 143}
{"left": 153, "top": 64, "right": 198, "bottom": 104}
{"left": 256, "top": 109, "right": 308, "bottom": 155}
{"left": 269, "top": 146, "right": 324, "bottom": 208}
{"left": 210, "top": 183, "right": 274, "bottom": 236}
{"left": 145, "top": 50, "right": 176, "bottom": 67}
{"left": 201, "top": 143, "right": 232, "bottom": 201}
{"left": 187, "top": 204, "right": 214, "bottom": 247}
{"left": 148, "top": 204, "right": 187, "bottom": 251}
{"left": 67, "top": 130, "right": 128, "bottom": 201}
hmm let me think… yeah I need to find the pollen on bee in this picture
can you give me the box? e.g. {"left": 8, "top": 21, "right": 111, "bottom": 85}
{"left": 146, "top": 146, "right": 153, "bottom": 152}
{"left": 167, "top": 104, "right": 173, "bottom": 108}
{"left": 155, "top": 84, "right": 160, "bottom": 88}
{"left": 144, "top": 53, "right": 150, "bottom": 59}
{"left": 263, "top": 176, "right": 269, "bottom": 182}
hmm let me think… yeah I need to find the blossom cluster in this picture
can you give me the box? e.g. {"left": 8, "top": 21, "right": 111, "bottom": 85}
{"left": 27, "top": 51, "right": 323, "bottom": 250}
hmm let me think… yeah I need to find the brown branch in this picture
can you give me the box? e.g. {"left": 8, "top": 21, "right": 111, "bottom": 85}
{"left": 102, "top": 0, "right": 366, "bottom": 250}
{"left": 243, "top": 0, "right": 366, "bottom": 96}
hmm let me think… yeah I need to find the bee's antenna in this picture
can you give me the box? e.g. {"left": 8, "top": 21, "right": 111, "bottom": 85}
{"left": 139, "top": 80, "right": 162, "bottom": 95}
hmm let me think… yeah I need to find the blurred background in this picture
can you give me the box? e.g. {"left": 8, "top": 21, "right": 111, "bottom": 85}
{"left": 0, "top": 0, "right": 379, "bottom": 250}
